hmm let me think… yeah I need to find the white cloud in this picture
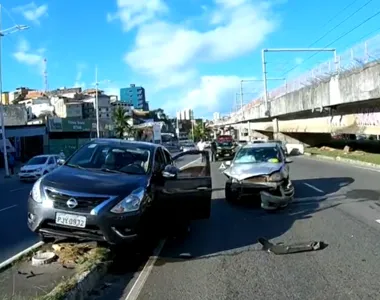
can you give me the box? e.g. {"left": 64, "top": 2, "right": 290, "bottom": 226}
{"left": 13, "top": 39, "right": 45, "bottom": 73}
{"left": 13, "top": 2, "right": 48, "bottom": 25}
{"left": 124, "top": 0, "right": 277, "bottom": 90}
{"left": 162, "top": 75, "right": 244, "bottom": 115}
{"left": 107, "top": 0, "right": 168, "bottom": 31}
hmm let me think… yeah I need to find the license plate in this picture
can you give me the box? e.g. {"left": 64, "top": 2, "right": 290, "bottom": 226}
{"left": 224, "top": 153, "right": 230, "bottom": 156}
{"left": 55, "top": 213, "right": 86, "bottom": 228}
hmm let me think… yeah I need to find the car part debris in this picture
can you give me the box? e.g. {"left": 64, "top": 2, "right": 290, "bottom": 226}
{"left": 258, "top": 238, "right": 327, "bottom": 255}
{"left": 31, "top": 251, "right": 56, "bottom": 266}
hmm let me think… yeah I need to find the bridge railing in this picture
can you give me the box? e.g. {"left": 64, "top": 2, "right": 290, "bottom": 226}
{"left": 214, "top": 33, "right": 380, "bottom": 126}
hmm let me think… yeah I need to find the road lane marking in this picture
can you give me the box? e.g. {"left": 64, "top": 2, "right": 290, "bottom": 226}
{"left": 125, "top": 239, "right": 166, "bottom": 300}
{"left": 303, "top": 183, "right": 324, "bottom": 193}
{"left": 0, "top": 241, "right": 44, "bottom": 270}
{"left": 0, "top": 205, "right": 17, "bottom": 213}
{"left": 10, "top": 187, "right": 31, "bottom": 192}
{"left": 125, "top": 157, "right": 200, "bottom": 300}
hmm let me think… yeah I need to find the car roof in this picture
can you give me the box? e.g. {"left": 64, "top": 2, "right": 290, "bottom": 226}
{"left": 91, "top": 138, "right": 159, "bottom": 150}
{"left": 243, "top": 142, "right": 279, "bottom": 149}
{"left": 33, "top": 155, "right": 50, "bottom": 158}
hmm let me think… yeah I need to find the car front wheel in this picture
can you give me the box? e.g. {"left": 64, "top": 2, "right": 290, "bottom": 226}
{"left": 225, "top": 181, "right": 239, "bottom": 203}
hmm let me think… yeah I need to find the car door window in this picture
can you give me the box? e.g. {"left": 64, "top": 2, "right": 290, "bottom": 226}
{"left": 162, "top": 149, "right": 172, "bottom": 165}
{"left": 174, "top": 152, "right": 210, "bottom": 178}
{"left": 47, "top": 157, "right": 54, "bottom": 165}
{"left": 153, "top": 148, "right": 165, "bottom": 172}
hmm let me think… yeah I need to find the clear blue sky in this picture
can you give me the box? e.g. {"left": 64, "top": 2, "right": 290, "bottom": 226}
{"left": 2, "top": 0, "right": 380, "bottom": 118}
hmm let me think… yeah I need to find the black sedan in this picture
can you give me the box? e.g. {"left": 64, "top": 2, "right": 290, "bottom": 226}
{"left": 27, "top": 139, "right": 212, "bottom": 245}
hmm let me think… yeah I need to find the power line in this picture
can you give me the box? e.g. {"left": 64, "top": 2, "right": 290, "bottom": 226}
{"left": 282, "top": 7, "right": 380, "bottom": 77}
{"left": 275, "top": 0, "right": 372, "bottom": 75}
{"left": 308, "top": 0, "right": 374, "bottom": 48}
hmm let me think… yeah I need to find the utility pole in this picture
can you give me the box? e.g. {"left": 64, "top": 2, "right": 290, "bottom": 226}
{"left": 0, "top": 5, "right": 29, "bottom": 177}
{"left": 95, "top": 66, "right": 100, "bottom": 138}
{"left": 261, "top": 48, "right": 337, "bottom": 117}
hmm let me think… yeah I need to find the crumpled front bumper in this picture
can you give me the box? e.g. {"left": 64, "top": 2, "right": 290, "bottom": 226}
{"left": 230, "top": 179, "right": 295, "bottom": 210}
{"left": 260, "top": 180, "right": 294, "bottom": 210}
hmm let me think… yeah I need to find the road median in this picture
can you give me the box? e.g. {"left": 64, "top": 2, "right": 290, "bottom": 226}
{"left": 0, "top": 241, "right": 110, "bottom": 300}
{"left": 305, "top": 146, "right": 380, "bottom": 168}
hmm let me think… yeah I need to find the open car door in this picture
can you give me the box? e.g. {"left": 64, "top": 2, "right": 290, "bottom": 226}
{"left": 163, "top": 150, "right": 212, "bottom": 220}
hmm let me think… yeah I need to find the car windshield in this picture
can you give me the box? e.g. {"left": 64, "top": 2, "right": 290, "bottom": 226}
{"left": 65, "top": 142, "right": 151, "bottom": 175}
{"left": 234, "top": 146, "right": 282, "bottom": 164}
{"left": 27, "top": 156, "right": 48, "bottom": 165}
{"left": 217, "top": 141, "right": 233, "bottom": 147}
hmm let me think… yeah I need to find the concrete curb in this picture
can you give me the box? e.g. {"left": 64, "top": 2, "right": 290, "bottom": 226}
{"left": 42, "top": 260, "right": 111, "bottom": 300}
{"left": 0, "top": 241, "right": 44, "bottom": 271}
{"left": 304, "top": 152, "right": 380, "bottom": 169}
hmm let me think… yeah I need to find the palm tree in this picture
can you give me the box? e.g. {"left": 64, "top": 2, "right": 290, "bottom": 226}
{"left": 112, "top": 106, "right": 133, "bottom": 138}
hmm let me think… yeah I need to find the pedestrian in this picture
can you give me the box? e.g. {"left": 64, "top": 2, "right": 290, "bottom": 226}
{"left": 210, "top": 140, "right": 217, "bottom": 162}
{"left": 8, "top": 153, "right": 15, "bottom": 175}
{"left": 197, "top": 139, "right": 206, "bottom": 162}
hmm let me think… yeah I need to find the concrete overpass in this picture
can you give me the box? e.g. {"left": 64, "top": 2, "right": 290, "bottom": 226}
{"left": 213, "top": 59, "right": 380, "bottom": 146}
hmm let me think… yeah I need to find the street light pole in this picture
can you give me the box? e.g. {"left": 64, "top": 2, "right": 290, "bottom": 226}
{"left": 95, "top": 66, "right": 100, "bottom": 138}
{"left": 261, "top": 48, "right": 337, "bottom": 117}
{"left": 0, "top": 5, "right": 29, "bottom": 177}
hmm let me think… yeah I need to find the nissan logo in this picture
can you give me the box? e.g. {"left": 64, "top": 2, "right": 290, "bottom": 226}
{"left": 66, "top": 198, "right": 78, "bottom": 209}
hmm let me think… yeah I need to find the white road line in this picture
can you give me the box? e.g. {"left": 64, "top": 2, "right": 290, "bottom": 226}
{"left": 125, "top": 239, "right": 166, "bottom": 300}
{"left": 303, "top": 182, "right": 324, "bottom": 193}
{"left": 0, "top": 204, "right": 17, "bottom": 213}
{"left": 375, "top": 220, "right": 380, "bottom": 224}
{"left": 125, "top": 157, "right": 200, "bottom": 300}
{"left": 0, "top": 241, "right": 44, "bottom": 270}
{"left": 10, "top": 187, "right": 30, "bottom": 193}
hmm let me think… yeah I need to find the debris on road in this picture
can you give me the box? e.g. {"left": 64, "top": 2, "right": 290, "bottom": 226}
{"left": 0, "top": 241, "right": 110, "bottom": 299}
{"left": 258, "top": 238, "right": 328, "bottom": 255}
{"left": 31, "top": 251, "right": 56, "bottom": 266}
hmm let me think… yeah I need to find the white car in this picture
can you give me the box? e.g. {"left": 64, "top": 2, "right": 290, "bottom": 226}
{"left": 19, "top": 154, "right": 61, "bottom": 181}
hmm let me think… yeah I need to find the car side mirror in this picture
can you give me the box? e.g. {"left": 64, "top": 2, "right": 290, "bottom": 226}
{"left": 285, "top": 158, "right": 293, "bottom": 164}
{"left": 57, "top": 158, "right": 65, "bottom": 165}
{"left": 162, "top": 165, "right": 178, "bottom": 179}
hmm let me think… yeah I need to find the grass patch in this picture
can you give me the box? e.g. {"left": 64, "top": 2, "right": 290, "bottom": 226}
{"left": 38, "top": 245, "right": 111, "bottom": 300}
{"left": 306, "top": 147, "right": 380, "bottom": 165}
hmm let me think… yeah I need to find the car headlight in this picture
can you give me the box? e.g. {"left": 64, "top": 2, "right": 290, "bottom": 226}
{"left": 268, "top": 172, "right": 283, "bottom": 182}
{"left": 31, "top": 177, "right": 43, "bottom": 203}
{"left": 110, "top": 187, "right": 145, "bottom": 213}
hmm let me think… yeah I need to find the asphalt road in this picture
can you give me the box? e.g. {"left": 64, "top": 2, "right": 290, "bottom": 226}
{"left": 0, "top": 177, "right": 37, "bottom": 264}
{"left": 91, "top": 155, "right": 380, "bottom": 300}
{"left": 0, "top": 153, "right": 199, "bottom": 265}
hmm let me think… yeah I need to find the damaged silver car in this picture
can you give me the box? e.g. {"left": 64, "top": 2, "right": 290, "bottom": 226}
{"left": 222, "top": 142, "right": 294, "bottom": 210}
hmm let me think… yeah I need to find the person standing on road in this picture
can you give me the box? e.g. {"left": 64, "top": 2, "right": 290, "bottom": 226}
{"left": 197, "top": 139, "right": 206, "bottom": 162}
{"left": 8, "top": 153, "right": 15, "bottom": 175}
{"left": 210, "top": 140, "right": 217, "bottom": 162}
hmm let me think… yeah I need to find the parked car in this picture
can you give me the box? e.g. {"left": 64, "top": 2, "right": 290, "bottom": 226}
{"left": 19, "top": 155, "right": 60, "bottom": 182}
{"left": 182, "top": 142, "right": 197, "bottom": 152}
{"left": 222, "top": 142, "right": 294, "bottom": 210}
{"left": 27, "top": 139, "right": 212, "bottom": 245}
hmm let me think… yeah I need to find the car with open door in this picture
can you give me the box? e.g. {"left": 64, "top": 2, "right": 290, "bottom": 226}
{"left": 27, "top": 139, "right": 212, "bottom": 245}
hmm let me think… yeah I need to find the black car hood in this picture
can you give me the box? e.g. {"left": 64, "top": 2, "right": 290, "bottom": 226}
{"left": 42, "top": 166, "right": 148, "bottom": 196}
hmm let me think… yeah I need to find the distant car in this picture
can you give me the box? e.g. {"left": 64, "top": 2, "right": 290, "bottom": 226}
{"left": 215, "top": 140, "right": 237, "bottom": 161}
{"left": 222, "top": 142, "right": 294, "bottom": 210}
{"left": 19, "top": 155, "right": 60, "bottom": 182}
{"left": 27, "top": 139, "right": 212, "bottom": 245}
{"left": 182, "top": 143, "right": 197, "bottom": 152}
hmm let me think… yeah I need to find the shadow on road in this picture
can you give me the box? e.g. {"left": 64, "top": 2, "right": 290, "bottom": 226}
{"left": 91, "top": 174, "right": 356, "bottom": 299}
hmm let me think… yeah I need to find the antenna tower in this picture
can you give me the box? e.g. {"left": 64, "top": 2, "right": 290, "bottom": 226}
{"left": 43, "top": 58, "right": 48, "bottom": 92}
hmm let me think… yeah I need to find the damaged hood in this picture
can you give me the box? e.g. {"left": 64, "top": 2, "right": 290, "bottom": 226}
{"left": 224, "top": 162, "right": 283, "bottom": 181}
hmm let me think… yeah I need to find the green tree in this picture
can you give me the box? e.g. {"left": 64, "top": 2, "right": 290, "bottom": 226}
{"left": 112, "top": 106, "right": 134, "bottom": 138}
{"left": 190, "top": 121, "right": 212, "bottom": 141}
